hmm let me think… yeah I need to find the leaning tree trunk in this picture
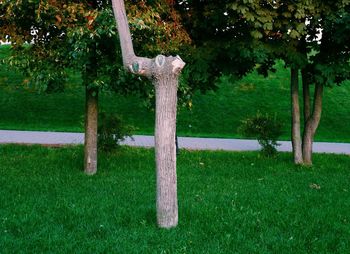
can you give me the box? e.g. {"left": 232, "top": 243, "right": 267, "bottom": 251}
{"left": 302, "top": 83, "right": 324, "bottom": 165}
{"left": 84, "top": 87, "right": 98, "bottom": 175}
{"left": 112, "top": 0, "right": 185, "bottom": 228}
{"left": 291, "top": 68, "right": 303, "bottom": 164}
{"left": 301, "top": 69, "right": 311, "bottom": 165}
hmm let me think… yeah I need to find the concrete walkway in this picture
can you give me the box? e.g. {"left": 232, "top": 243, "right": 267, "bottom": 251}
{"left": 1, "top": 130, "right": 350, "bottom": 155}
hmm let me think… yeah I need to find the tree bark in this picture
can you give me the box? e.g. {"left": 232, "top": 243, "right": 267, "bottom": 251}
{"left": 111, "top": 0, "right": 185, "bottom": 228}
{"left": 301, "top": 69, "right": 311, "bottom": 165}
{"left": 291, "top": 68, "right": 303, "bottom": 164}
{"left": 302, "top": 83, "right": 324, "bottom": 165}
{"left": 84, "top": 87, "right": 98, "bottom": 175}
{"left": 155, "top": 72, "right": 179, "bottom": 228}
{"left": 302, "top": 69, "right": 311, "bottom": 124}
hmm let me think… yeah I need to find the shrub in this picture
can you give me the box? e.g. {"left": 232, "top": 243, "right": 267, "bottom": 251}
{"left": 98, "top": 112, "right": 134, "bottom": 152}
{"left": 239, "top": 112, "right": 283, "bottom": 157}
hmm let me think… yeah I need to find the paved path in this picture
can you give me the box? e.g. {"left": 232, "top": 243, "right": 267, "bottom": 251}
{"left": 1, "top": 130, "right": 350, "bottom": 155}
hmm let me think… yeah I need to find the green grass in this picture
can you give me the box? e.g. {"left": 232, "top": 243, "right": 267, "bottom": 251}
{"left": 1, "top": 45, "right": 350, "bottom": 142}
{"left": 0, "top": 145, "right": 350, "bottom": 253}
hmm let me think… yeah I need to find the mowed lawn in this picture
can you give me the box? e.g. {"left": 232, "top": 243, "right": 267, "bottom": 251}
{"left": 0, "top": 145, "right": 349, "bottom": 253}
{"left": 1, "top": 45, "right": 350, "bottom": 142}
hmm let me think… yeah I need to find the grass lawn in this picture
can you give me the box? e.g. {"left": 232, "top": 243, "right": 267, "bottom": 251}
{"left": 1, "top": 45, "right": 350, "bottom": 142}
{"left": 0, "top": 145, "right": 350, "bottom": 253}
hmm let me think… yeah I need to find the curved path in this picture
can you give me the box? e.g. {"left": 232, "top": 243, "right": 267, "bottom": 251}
{"left": 0, "top": 130, "right": 350, "bottom": 155}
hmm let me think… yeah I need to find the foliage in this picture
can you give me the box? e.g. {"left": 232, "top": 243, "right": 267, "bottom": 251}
{"left": 4, "top": 45, "right": 67, "bottom": 93}
{"left": 239, "top": 112, "right": 283, "bottom": 157}
{"left": 0, "top": 0, "right": 88, "bottom": 92}
{"left": 228, "top": 0, "right": 350, "bottom": 83}
{"left": 307, "top": 4, "right": 350, "bottom": 87}
{"left": 175, "top": 0, "right": 271, "bottom": 92}
{"left": 178, "top": 0, "right": 349, "bottom": 83}
{"left": 98, "top": 112, "right": 134, "bottom": 152}
{"left": 126, "top": 0, "right": 191, "bottom": 57}
{"left": 0, "top": 0, "right": 192, "bottom": 99}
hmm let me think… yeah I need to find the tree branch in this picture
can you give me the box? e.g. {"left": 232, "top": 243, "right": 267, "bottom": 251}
{"left": 111, "top": 0, "right": 185, "bottom": 78}
{"left": 111, "top": 0, "right": 135, "bottom": 62}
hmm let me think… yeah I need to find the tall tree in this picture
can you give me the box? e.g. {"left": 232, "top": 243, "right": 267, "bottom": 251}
{"left": 175, "top": 0, "right": 307, "bottom": 164}
{"left": 0, "top": 1, "right": 121, "bottom": 175}
{"left": 271, "top": 0, "right": 350, "bottom": 165}
{"left": 1, "top": 0, "right": 190, "bottom": 174}
{"left": 112, "top": 0, "right": 186, "bottom": 228}
{"left": 176, "top": 0, "right": 349, "bottom": 165}
{"left": 301, "top": 2, "right": 350, "bottom": 164}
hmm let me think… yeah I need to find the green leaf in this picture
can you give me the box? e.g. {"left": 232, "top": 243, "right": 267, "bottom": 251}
{"left": 289, "top": 29, "right": 300, "bottom": 39}
{"left": 245, "top": 12, "right": 255, "bottom": 22}
{"left": 296, "top": 23, "right": 306, "bottom": 33}
{"left": 251, "top": 30, "right": 263, "bottom": 39}
{"left": 263, "top": 22, "right": 273, "bottom": 30}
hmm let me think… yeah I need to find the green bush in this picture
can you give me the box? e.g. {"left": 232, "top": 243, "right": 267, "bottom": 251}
{"left": 98, "top": 112, "right": 135, "bottom": 152}
{"left": 239, "top": 112, "right": 283, "bottom": 157}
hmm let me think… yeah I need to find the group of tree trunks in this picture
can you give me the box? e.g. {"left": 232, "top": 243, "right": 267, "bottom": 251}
{"left": 291, "top": 68, "right": 323, "bottom": 166}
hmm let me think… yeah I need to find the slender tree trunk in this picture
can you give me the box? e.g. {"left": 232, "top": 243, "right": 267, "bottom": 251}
{"left": 301, "top": 69, "right": 311, "bottom": 165}
{"left": 291, "top": 68, "right": 303, "bottom": 164}
{"left": 302, "top": 69, "right": 311, "bottom": 124}
{"left": 111, "top": 0, "right": 185, "bottom": 228}
{"left": 155, "top": 72, "right": 179, "bottom": 228}
{"left": 302, "top": 122, "right": 313, "bottom": 165}
{"left": 84, "top": 87, "right": 98, "bottom": 175}
{"left": 302, "top": 83, "right": 324, "bottom": 165}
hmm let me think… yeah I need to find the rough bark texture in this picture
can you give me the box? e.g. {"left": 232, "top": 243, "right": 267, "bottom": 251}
{"left": 302, "top": 83, "right": 324, "bottom": 165}
{"left": 111, "top": 0, "right": 185, "bottom": 228}
{"left": 155, "top": 71, "right": 179, "bottom": 228}
{"left": 84, "top": 87, "right": 98, "bottom": 175}
{"left": 291, "top": 68, "right": 303, "bottom": 164}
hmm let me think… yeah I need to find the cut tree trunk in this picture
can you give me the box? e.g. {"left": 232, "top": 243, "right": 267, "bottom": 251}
{"left": 111, "top": 0, "right": 185, "bottom": 228}
{"left": 155, "top": 71, "right": 179, "bottom": 228}
{"left": 84, "top": 87, "right": 98, "bottom": 175}
{"left": 291, "top": 68, "right": 303, "bottom": 164}
{"left": 302, "top": 83, "right": 324, "bottom": 165}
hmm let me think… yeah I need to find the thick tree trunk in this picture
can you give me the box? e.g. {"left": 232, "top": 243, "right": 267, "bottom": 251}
{"left": 111, "top": 0, "right": 185, "bottom": 228}
{"left": 84, "top": 87, "right": 98, "bottom": 175}
{"left": 155, "top": 73, "right": 179, "bottom": 228}
{"left": 291, "top": 68, "right": 303, "bottom": 164}
{"left": 302, "top": 83, "right": 324, "bottom": 165}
